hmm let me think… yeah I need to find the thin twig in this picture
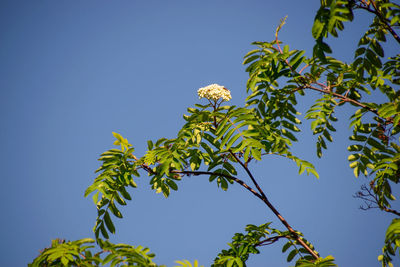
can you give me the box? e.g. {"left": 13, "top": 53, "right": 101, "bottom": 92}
{"left": 171, "top": 170, "right": 264, "bottom": 201}
{"left": 354, "top": 184, "right": 400, "bottom": 217}
{"left": 256, "top": 235, "right": 289, "bottom": 247}
{"left": 307, "top": 83, "right": 378, "bottom": 115}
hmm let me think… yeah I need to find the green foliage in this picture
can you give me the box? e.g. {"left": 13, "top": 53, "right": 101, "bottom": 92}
{"left": 305, "top": 94, "right": 337, "bottom": 158}
{"left": 379, "top": 219, "right": 400, "bottom": 267}
{"left": 98, "top": 239, "right": 159, "bottom": 267}
{"left": 29, "top": 238, "right": 98, "bottom": 267}
{"left": 29, "top": 238, "right": 161, "bottom": 267}
{"left": 294, "top": 256, "right": 336, "bottom": 267}
{"left": 84, "top": 137, "right": 138, "bottom": 240}
{"left": 312, "top": 0, "right": 353, "bottom": 60}
{"left": 212, "top": 223, "right": 324, "bottom": 267}
{"left": 243, "top": 0, "right": 400, "bottom": 265}
{"left": 310, "top": 1, "right": 400, "bottom": 266}
{"left": 212, "top": 223, "right": 274, "bottom": 267}
{"left": 32, "top": 1, "right": 400, "bottom": 266}
{"left": 175, "top": 260, "right": 204, "bottom": 267}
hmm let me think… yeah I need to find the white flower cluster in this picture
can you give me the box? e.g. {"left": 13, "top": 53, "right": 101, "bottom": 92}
{"left": 197, "top": 84, "right": 232, "bottom": 102}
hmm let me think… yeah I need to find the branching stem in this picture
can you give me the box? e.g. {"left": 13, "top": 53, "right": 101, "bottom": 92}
{"left": 355, "top": 184, "right": 400, "bottom": 217}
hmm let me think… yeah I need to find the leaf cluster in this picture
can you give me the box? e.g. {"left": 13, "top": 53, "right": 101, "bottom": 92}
{"left": 29, "top": 238, "right": 161, "bottom": 267}
{"left": 84, "top": 132, "right": 139, "bottom": 240}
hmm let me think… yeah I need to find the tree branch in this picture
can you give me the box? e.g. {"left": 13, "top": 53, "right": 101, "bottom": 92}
{"left": 171, "top": 169, "right": 264, "bottom": 201}
{"left": 354, "top": 184, "right": 400, "bottom": 217}
{"left": 228, "top": 150, "right": 320, "bottom": 259}
{"left": 355, "top": 1, "right": 400, "bottom": 44}
{"left": 305, "top": 83, "right": 379, "bottom": 115}
{"left": 256, "top": 235, "right": 289, "bottom": 247}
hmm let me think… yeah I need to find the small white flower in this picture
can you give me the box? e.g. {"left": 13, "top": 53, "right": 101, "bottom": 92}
{"left": 197, "top": 84, "right": 232, "bottom": 102}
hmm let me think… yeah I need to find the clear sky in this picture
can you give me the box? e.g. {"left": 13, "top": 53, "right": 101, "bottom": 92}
{"left": 1, "top": 0, "right": 398, "bottom": 266}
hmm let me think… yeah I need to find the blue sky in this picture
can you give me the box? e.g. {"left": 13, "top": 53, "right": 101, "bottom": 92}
{"left": 0, "top": 0, "right": 398, "bottom": 266}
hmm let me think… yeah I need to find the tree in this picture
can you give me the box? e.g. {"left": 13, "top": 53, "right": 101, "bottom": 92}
{"left": 30, "top": 0, "right": 399, "bottom": 266}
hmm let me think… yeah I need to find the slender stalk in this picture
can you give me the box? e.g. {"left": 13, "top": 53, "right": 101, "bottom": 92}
{"left": 172, "top": 170, "right": 263, "bottom": 200}
{"left": 256, "top": 235, "right": 288, "bottom": 247}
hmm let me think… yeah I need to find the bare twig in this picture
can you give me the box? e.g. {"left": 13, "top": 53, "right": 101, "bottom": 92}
{"left": 354, "top": 184, "right": 400, "bottom": 217}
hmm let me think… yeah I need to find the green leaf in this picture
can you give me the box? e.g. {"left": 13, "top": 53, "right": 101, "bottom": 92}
{"left": 348, "top": 145, "right": 363, "bottom": 152}
{"left": 312, "top": 19, "right": 325, "bottom": 39}
{"left": 371, "top": 40, "right": 384, "bottom": 57}
{"left": 103, "top": 253, "right": 117, "bottom": 264}
{"left": 367, "top": 138, "right": 387, "bottom": 151}
{"left": 220, "top": 177, "right": 229, "bottom": 191}
{"left": 365, "top": 49, "right": 382, "bottom": 68}
{"left": 282, "top": 241, "right": 293, "bottom": 253}
{"left": 99, "top": 223, "right": 109, "bottom": 239}
{"left": 251, "top": 148, "right": 262, "bottom": 161}
{"left": 104, "top": 211, "right": 115, "bottom": 234}
{"left": 119, "top": 186, "right": 132, "bottom": 200}
{"left": 244, "top": 146, "right": 252, "bottom": 162}
{"left": 147, "top": 140, "right": 154, "bottom": 150}
{"left": 243, "top": 55, "right": 260, "bottom": 65}
{"left": 109, "top": 202, "right": 123, "bottom": 218}
{"left": 92, "top": 191, "right": 99, "bottom": 205}
{"left": 166, "top": 179, "right": 178, "bottom": 191}
{"left": 60, "top": 256, "right": 69, "bottom": 265}
{"left": 287, "top": 249, "right": 297, "bottom": 262}
{"left": 225, "top": 133, "right": 242, "bottom": 150}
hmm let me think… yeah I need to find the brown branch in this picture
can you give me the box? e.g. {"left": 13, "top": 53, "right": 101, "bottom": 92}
{"left": 229, "top": 151, "right": 268, "bottom": 200}
{"left": 136, "top": 154, "right": 320, "bottom": 259}
{"left": 382, "top": 206, "right": 400, "bottom": 217}
{"left": 171, "top": 170, "right": 263, "bottom": 200}
{"left": 171, "top": 165, "right": 319, "bottom": 259}
{"left": 299, "top": 64, "right": 309, "bottom": 74}
{"left": 355, "top": 184, "right": 400, "bottom": 217}
{"left": 306, "top": 83, "right": 379, "bottom": 115}
{"left": 228, "top": 150, "right": 320, "bottom": 259}
{"left": 355, "top": 1, "right": 400, "bottom": 44}
{"left": 273, "top": 37, "right": 378, "bottom": 116}
{"left": 370, "top": 1, "right": 400, "bottom": 44}
{"left": 256, "top": 235, "right": 289, "bottom": 247}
